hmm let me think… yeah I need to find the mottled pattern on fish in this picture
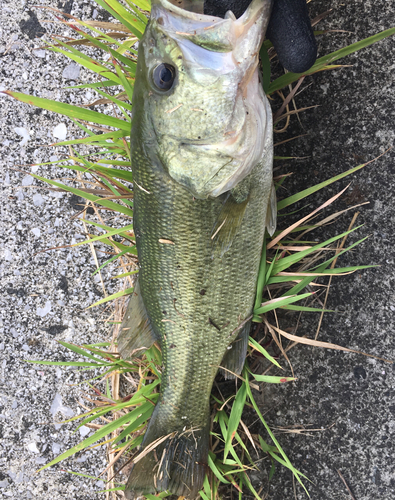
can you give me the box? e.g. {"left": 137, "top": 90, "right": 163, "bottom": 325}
{"left": 135, "top": 143, "right": 272, "bottom": 421}
{"left": 118, "top": 0, "right": 274, "bottom": 497}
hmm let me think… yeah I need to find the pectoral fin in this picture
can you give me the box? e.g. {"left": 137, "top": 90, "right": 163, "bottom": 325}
{"left": 266, "top": 181, "right": 277, "bottom": 236}
{"left": 220, "top": 321, "right": 251, "bottom": 379}
{"left": 211, "top": 194, "right": 249, "bottom": 257}
{"left": 118, "top": 278, "right": 158, "bottom": 359}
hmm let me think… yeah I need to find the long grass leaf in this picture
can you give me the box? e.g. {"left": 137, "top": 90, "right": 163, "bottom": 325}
{"left": 251, "top": 375, "right": 296, "bottom": 383}
{"left": 47, "top": 42, "right": 121, "bottom": 84}
{"left": 245, "top": 382, "right": 309, "bottom": 494}
{"left": 112, "top": 406, "right": 153, "bottom": 445}
{"left": 272, "top": 227, "right": 361, "bottom": 274}
{"left": 37, "top": 411, "right": 136, "bottom": 471}
{"left": 58, "top": 341, "right": 106, "bottom": 362}
{"left": 208, "top": 455, "right": 231, "bottom": 484}
{"left": 53, "top": 129, "right": 126, "bottom": 147}
{"left": 2, "top": 91, "right": 130, "bottom": 132}
{"left": 72, "top": 224, "right": 134, "bottom": 247}
{"left": 254, "top": 239, "right": 267, "bottom": 311}
{"left": 269, "top": 27, "right": 395, "bottom": 94}
{"left": 88, "top": 287, "right": 134, "bottom": 308}
{"left": 28, "top": 173, "right": 134, "bottom": 217}
{"left": 277, "top": 163, "right": 368, "bottom": 211}
{"left": 254, "top": 292, "right": 312, "bottom": 315}
{"left": 285, "top": 236, "right": 369, "bottom": 296}
{"left": 223, "top": 382, "right": 247, "bottom": 461}
{"left": 280, "top": 305, "right": 334, "bottom": 312}
{"left": 248, "top": 337, "right": 282, "bottom": 368}
{"left": 94, "top": 0, "right": 145, "bottom": 37}
{"left": 27, "top": 360, "right": 104, "bottom": 367}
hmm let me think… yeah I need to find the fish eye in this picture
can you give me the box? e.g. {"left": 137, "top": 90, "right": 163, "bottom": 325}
{"left": 152, "top": 63, "right": 176, "bottom": 91}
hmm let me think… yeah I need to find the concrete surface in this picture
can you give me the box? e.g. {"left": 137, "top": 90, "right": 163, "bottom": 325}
{"left": 1, "top": 1, "right": 122, "bottom": 498}
{"left": 1, "top": 0, "right": 394, "bottom": 499}
{"left": 258, "top": 0, "right": 395, "bottom": 499}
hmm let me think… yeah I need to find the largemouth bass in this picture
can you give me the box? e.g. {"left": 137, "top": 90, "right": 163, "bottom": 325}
{"left": 118, "top": 0, "right": 276, "bottom": 497}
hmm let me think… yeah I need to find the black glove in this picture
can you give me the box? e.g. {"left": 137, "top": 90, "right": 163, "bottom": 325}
{"left": 203, "top": 0, "right": 317, "bottom": 73}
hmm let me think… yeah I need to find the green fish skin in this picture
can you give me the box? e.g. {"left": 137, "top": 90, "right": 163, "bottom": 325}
{"left": 118, "top": 0, "right": 275, "bottom": 497}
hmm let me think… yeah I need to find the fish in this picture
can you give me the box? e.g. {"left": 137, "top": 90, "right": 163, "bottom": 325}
{"left": 117, "top": 0, "right": 276, "bottom": 497}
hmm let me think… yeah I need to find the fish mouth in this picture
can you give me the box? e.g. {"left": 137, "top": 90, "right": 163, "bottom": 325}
{"left": 151, "top": 0, "right": 273, "bottom": 54}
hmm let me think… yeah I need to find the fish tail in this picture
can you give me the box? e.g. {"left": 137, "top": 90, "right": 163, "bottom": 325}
{"left": 124, "top": 411, "right": 209, "bottom": 499}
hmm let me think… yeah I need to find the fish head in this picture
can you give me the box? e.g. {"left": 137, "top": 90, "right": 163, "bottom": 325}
{"left": 132, "top": 0, "right": 273, "bottom": 199}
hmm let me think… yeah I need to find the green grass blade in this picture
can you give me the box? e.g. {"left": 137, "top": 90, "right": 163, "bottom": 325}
{"left": 308, "top": 239, "right": 370, "bottom": 272}
{"left": 92, "top": 87, "right": 133, "bottom": 111}
{"left": 260, "top": 45, "right": 271, "bottom": 94}
{"left": 88, "top": 287, "right": 134, "bottom": 308}
{"left": 223, "top": 381, "right": 247, "bottom": 461}
{"left": 2, "top": 91, "right": 130, "bottom": 132}
{"left": 254, "top": 292, "right": 312, "bottom": 315}
{"left": 58, "top": 341, "right": 107, "bottom": 362}
{"left": 251, "top": 375, "right": 296, "bottom": 383}
{"left": 92, "top": 249, "right": 131, "bottom": 276}
{"left": 68, "top": 80, "right": 119, "bottom": 90}
{"left": 94, "top": 0, "right": 145, "bottom": 37}
{"left": 245, "top": 381, "right": 309, "bottom": 495}
{"left": 254, "top": 239, "right": 267, "bottom": 311}
{"left": 72, "top": 223, "right": 134, "bottom": 247}
{"left": 27, "top": 360, "right": 104, "bottom": 367}
{"left": 208, "top": 455, "right": 231, "bottom": 485}
{"left": 37, "top": 411, "right": 137, "bottom": 472}
{"left": 199, "top": 491, "right": 211, "bottom": 500}
{"left": 248, "top": 337, "right": 282, "bottom": 368}
{"left": 267, "top": 265, "right": 376, "bottom": 285}
{"left": 285, "top": 236, "right": 370, "bottom": 297}
{"left": 277, "top": 162, "right": 368, "bottom": 211}
{"left": 112, "top": 270, "right": 139, "bottom": 279}
{"left": 53, "top": 129, "right": 127, "bottom": 147}
{"left": 241, "top": 472, "right": 263, "bottom": 500}
{"left": 47, "top": 42, "right": 121, "bottom": 84}
{"left": 258, "top": 436, "right": 278, "bottom": 454}
{"left": 269, "top": 27, "right": 395, "bottom": 94}
{"left": 280, "top": 305, "right": 334, "bottom": 312}
{"left": 112, "top": 59, "right": 135, "bottom": 100}
{"left": 112, "top": 406, "right": 153, "bottom": 446}
{"left": 28, "top": 173, "right": 134, "bottom": 217}
{"left": 272, "top": 226, "right": 362, "bottom": 274}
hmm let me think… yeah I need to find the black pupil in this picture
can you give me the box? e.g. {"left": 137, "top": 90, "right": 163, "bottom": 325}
{"left": 153, "top": 64, "right": 175, "bottom": 90}
{"left": 161, "top": 67, "right": 172, "bottom": 83}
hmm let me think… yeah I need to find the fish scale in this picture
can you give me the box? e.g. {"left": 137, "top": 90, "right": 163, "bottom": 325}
{"left": 119, "top": 0, "right": 275, "bottom": 497}
{"left": 125, "top": 145, "right": 271, "bottom": 491}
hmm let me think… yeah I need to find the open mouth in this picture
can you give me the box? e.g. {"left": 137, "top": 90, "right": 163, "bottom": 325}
{"left": 151, "top": 0, "right": 272, "bottom": 53}
{"left": 166, "top": 0, "right": 205, "bottom": 14}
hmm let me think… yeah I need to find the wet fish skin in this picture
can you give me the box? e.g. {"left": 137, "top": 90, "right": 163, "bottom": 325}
{"left": 118, "top": 0, "right": 275, "bottom": 497}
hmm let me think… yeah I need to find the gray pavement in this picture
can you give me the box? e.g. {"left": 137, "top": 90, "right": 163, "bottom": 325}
{"left": 1, "top": 1, "right": 122, "bottom": 498}
{"left": 260, "top": 0, "right": 395, "bottom": 498}
{"left": 1, "top": 0, "right": 394, "bottom": 499}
